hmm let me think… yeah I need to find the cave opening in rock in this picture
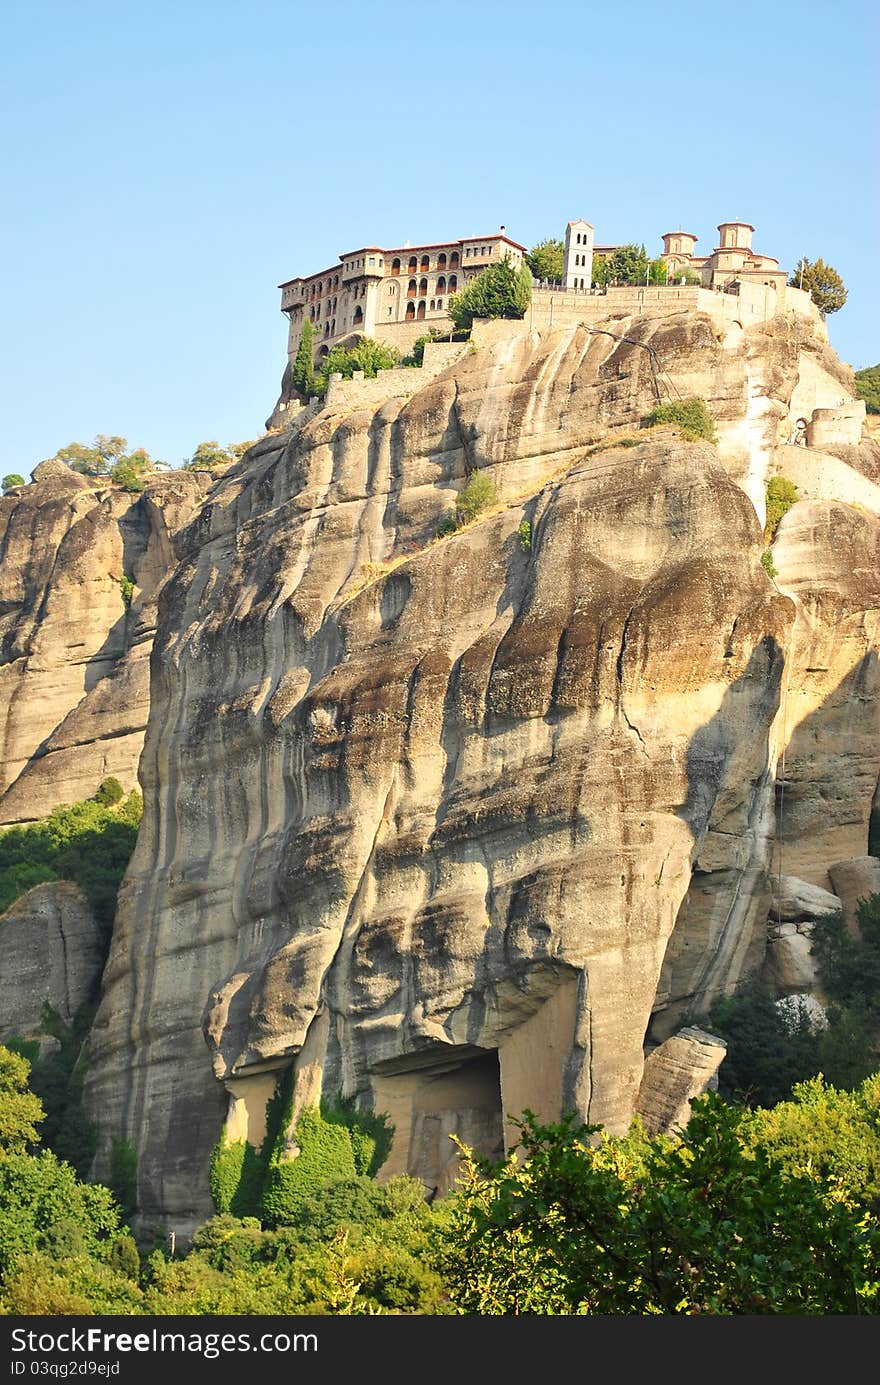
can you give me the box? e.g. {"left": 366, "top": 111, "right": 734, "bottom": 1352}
{"left": 371, "top": 1047, "right": 505, "bottom": 1198}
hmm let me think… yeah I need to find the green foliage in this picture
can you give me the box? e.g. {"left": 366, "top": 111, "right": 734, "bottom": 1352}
{"left": 811, "top": 895, "right": 880, "bottom": 1026}
{"left": 183, "top": 440, "right": 252, "bottom": 471}
{"left": 764, "top": 475, "right": 799, "bottom": 540}
{"left": 108, "top": 1232, "right": 140, "bottom": 1281}
{"left": 118, "top": 573, "right": 135, "bottom": 608}
{"left": 704, "top": 982, "right": 876, "bottom": 1106}
{"left": 209, "top": 1134, "right": 265, "bottom": 1219}
{"left": 591, "top": 256, "right": 612, "bottom": 288}
{"left": 94, "top": 776, "right": 124, "bottom": 806}
{"left": 647, "top": 257, "right": 668, "bottom": 285}
{"left": 262, "top": 1107, "right": 357, "bottom": 1227}
{"left": 454, "top": 470, "right": 499, "bottom": 526}
{"left": 744, "top": 1073, "right": 880, "bottom": 1211}
{"left": 605, "top": 242, "right": 650, "bottom": 286}
{"left": 110, "top": 459, "right": 146, "bottom": 493}
{"left": 108, "top": 1138, "right": 138, "bottom": 1221}
{"left": 321, "top": 1093, "right": 394, "bottom": 1178}
{"left": 0, "top": 790, "right": 142, "bottom": 929}
{"left": 517, "top": 519, "right": 532, "bottom": 552}
{"left": 42, "top": 436, "right": 159, "bottom": 485}
{"left": 760, "top": 549, "right": 778, "bottom": 579}
{"left": 292, "top": 318, "right": 315, "bottom": 399}
{"left": 526, "top": 238, "right": 564, "bottom": 282}
{"left": 401, "top": 328, "right": 443, "bottom": 367}
{"left": 0, "top": 1250, "right": 144, "bottom": 1314}
{"left": 313, "top": 337, "right": 401, "bottom": 398}
{"left": 855, "top": 364, "right": 880, "bottom": 415}
{"left": 1, "top": 474, "right": 25, "bottom": 492}
{"left": 24, "top": 1005, "right": 97, "bottom": 1176}
{"left": 0, "top": 1047, "right": 44, "bottom": 1154}
{"left": 436, "top": 1097, "right": 880, "bottom": 1314}
{"left": 643, "top": 396, "right": 716, "bottom": 442}
{"left": 447, "top": 256, "right": 532, "bottom": 332}
{"left": 789, "top": 256, "right": 848, "bottom": 316}
{"left": 0, "top": 1149, "right": 121, "bottom": 1282}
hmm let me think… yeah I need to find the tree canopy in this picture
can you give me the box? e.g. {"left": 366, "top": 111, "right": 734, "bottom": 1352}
{"left": 40, "top": 436, "right": 158, "bottom": 490}
{"left": 526, "top": 239, "right": 564, "bottom": 282}
{"left": 183, "top": 440, "right": 254, "bottom": 471}
{"left": 789, "top": 256, "right": 848, "bottom": 316}
{"left": 854, "top": 364, "right": 880, "bottom": 415}
{"left": 437, "top": 1095, "right": 880, "bottom": 1314}
{"left": 1, "top": 474, "right": 25, "bottom": 493}
{"left": 447, "top": 256, "right": 532, "bottom": 332}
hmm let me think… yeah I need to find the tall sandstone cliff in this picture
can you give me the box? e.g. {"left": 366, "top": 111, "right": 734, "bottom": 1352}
{"left": 73, "top": 299, "right": 879, "bottom": 1233}
{"left": 0, "top": 467, "right": 208, "bottom": 823}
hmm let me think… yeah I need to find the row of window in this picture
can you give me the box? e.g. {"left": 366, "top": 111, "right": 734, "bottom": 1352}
{"left": 391, "top": 251, "right": 461, "bottom": 274}
{"left": 400, "top": 275, "right": 457, "bottom": 296}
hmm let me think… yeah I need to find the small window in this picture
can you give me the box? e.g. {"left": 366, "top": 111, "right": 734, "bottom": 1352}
{"left": 448, "top": 275, "right": 457, "bottom": 291}
{"left": 392, "top": 258, "right": 401, "bottom": 274}
{"left": 438, "top": 253, "right": 447, "bottom": 269}
{"left": 369, "top": 256, "right": 375, "bottom": 266}
{"left": 436, "top": 297, "right": 443, "bottom": 309}
{"left": 420, "top": 255, "right": 429, "bottom": 272}
{"left": 405, "top": 302, "right": 415, "bottom": 320}
{"left": 430, "top": 299, "right": 436, "bottom": 310}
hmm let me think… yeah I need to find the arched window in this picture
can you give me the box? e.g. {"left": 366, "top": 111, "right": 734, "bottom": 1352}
{"left": 448, "top": 274, "right": 457, "bottom": 292}
{"left": 391, "top": 258, "right": 401, "bottom": 275}
{"left": 436, "top": 276, "right": 446, "bottom": 293}
{"left": 436, "top": 297, "right": 443, "bottom": 309}
{"left": 408, "top": 256, "right": 418, "bottom": 273}
{"left": 354, "top": 305, "right": 364, "bottom": 324}
{"left": 407, "top": 279, "right": 417, "bottom": 298}
{"left": 438, "top": 253, "right": 447, "bottom": 270}
{"left": 319, "top": 344, "right": 329, "bottom": 358}
{"left": 450, "top": 251, "right": 460, "bottom": 268}
{"left": 419, "top": 277, "right": 428, "bottom": 296}
{"left": 324, "top": 322, "right": 330, "bottom": 336}
{"left": 334, "top": 275, "right": 339, "bottom": 287}
{"left": 405, "top": 302, "right": 415, "bottom": 320}
{"left": 430, "top": 299, "right": 436, "bottom": 310}
{"left": 420, "top": 255, "right": 429, "bottom": 272}
{"left": 417, "top": 301, "right": 426, "bottom": 319}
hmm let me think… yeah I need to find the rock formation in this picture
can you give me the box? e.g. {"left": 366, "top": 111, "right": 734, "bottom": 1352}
{"left": 78, "top": 295, "right": 879, "bottom": 1235}
{"left": 0, "top": 467, "right": 208, "bottom": 824}
{"left": 0, "top": 881, "right": 103, "bottom": 1043}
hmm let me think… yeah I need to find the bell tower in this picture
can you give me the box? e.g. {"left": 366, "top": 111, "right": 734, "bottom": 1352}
{"left": 563, "top": 219, "right": 594, "bottom": 289}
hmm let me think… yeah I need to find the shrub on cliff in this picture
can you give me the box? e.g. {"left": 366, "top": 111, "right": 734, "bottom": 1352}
{"left": 312, "top": 338, "right": 401, "bottom": 398}
{"left": 1, "top": 474, "right": 25, "bottom": 492}
{"left": 643, "top": 397, "right": 716, "bottom": 442}
{"left": 764, "top": 475, "right": 798, "bottom": 540}
{"left": 447, "top": 256, "right": 532, "bottom": 332}
{"left": 454, "top": 470, "right": 498, "bottom": 527}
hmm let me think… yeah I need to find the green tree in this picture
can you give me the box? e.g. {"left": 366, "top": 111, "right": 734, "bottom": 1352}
{"left": 436, "top": 1098, "right": 880, "bottom": 1314}
{"left": 591, "top": 256, "right": 612, "bottom": 288}
{"left": 454, "top": 470, "right": 498, "bottom": 526}
{"left": 46, "top": 436, "right": 158, "bottom": 480}
{"left": 292, "top": 319, "right": 315, "bottom": 399}
{"left": 854, "top": 364, "right": 880, "bottom": 415}
{"left": 0, "top": 1150, "right": 122, "bottom": 1281}
{"left": 526, "top": 239, "right": 564, "bottom": 282}
{"left": 764, "top": 475, "right": 799, "bottom": 540}
{"left": 789, "top": 256, "right": 848, "bottom": 316}
{"left": 94, "top": 777, "right": 124, "bottom": 806}
{"left": 0, "top": 1047, "right": 45, "bottom": 1154}
{"left": 1, "top": 474, "right": 25, "bottom": 492}
{"left": 447, "top": 256, "right": 532, "bottom": 332}
{"left": 606, "top": 242, "right": 650, "bottom": 286}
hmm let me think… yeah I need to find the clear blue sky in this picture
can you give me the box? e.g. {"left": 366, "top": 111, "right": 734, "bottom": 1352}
{"left": 1, "top": 0, "right": 877, "bottom": 475}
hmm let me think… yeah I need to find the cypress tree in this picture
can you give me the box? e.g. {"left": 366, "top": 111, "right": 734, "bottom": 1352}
{"left": 292, "top": 319, "right": 315, "bottom": 398}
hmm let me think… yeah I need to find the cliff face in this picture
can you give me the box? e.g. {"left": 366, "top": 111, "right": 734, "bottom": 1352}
{"left": 80, "top": 302, "right": 879, "bottom": 1232}
{"left": 0, "top": 468, "right": 208, "bottom": 824}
